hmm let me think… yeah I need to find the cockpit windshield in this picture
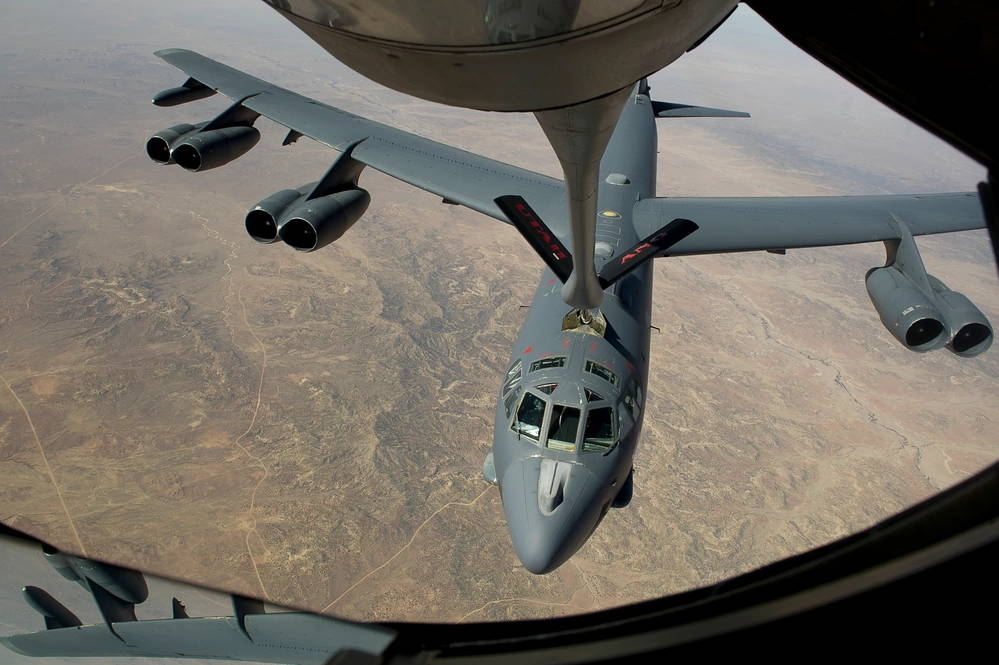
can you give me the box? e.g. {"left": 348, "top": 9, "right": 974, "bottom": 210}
{"left": 513, "top": 392, "right": 545, "bottom": 440}
{"left": 583, "top": 406, "right": 615, "bottom": 452}
{"left": 546, "top": 404, "right": 580, "bottom": 451}
{"left": 510, "top": 388, "right": 616, "bottom": 453}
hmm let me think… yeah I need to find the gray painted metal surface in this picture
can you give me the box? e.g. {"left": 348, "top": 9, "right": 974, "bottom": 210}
{"left": 258, "top": 0, "right": 740, "bottom": 111}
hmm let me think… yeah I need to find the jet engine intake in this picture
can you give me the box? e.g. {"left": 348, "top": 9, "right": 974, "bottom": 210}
{"left": 927, "top": 275, "right": 994, "bottom": 357}
{"left": 245, "top": 189, "right": 306, "bottom": 244}
{"left": 171, "top": 126, "right": 261, "bottom": 172}
{"left": 145, "top": 123, "right": 202, "bottom": 165}
{"left": 278, "top": 188, "right": 371, "bottom": 252}
{"left": 866, "top": 267, "right": 949, "bottom": 352}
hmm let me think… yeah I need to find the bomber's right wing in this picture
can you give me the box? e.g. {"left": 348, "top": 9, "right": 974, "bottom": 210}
{"left": 633, "top": 192, "right": 985, "bottom": 256}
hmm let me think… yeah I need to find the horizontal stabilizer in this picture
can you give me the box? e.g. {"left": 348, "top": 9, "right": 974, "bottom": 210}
{"left": 651, "top": 101, "right": 750, "bottom": 118}
{"left": 598, "top": 218, "right": 698, "bottom": 288}
{"left": 495, "top": 195, "right": 574, "bottom": 283}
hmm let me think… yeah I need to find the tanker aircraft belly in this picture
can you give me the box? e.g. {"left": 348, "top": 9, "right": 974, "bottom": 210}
{"left": 145, "top": 52, "right": 990, "bottom": 575}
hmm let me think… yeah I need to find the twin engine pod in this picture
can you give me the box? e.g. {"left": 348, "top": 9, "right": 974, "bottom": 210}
{"left": 245, "top": 186, "right": 371, "bottom": 252}
{"left": 866, "top": 266, "right": 993, "bottom": 357}
{"left": 42, "top": 544, "right": 149, "bottom": 604}
{"left": 145, "top": 122, "right": 260, "bottom": 172}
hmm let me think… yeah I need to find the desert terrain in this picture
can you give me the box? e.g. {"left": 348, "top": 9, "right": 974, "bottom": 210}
{"left": 1, "top": 0, "right": 996, "bottom": 627}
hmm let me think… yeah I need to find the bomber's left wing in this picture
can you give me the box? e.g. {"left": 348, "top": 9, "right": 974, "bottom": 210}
{"left": 153, "top": 49, "right": 566, "bottom": 233}
{"left": 633, "top": 192, "right": 985, "bottom": 255}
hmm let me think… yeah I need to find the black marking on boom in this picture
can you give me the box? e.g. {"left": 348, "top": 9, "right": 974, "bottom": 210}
{"left": 598, "top": 218, "right": 698, "bottom": 288}
{"left": 496, "top": 195, "right": 574, "bottom": 283}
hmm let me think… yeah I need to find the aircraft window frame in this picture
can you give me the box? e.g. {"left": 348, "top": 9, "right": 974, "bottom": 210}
{"left": 512, "top": 391, "right": 547, "bottom": 442}
{"left": 504, "top": 387, "right": 522, "bottom": 419}
{"left": 585, "top": 359, "right": 619, "bottom": 387}
{"left": 585, "top": 388, "right": 605, "bottom": 402}
{"left": 502, "top": 359, "right": 522, "bottom": 397}
{"left": 546, "top": 403, "right": 581, "bottom": 452}
{"left": 530, "top": 356, "right": 566, "bottom": 372}
{"left": 536, "top": 383, "right": 558, "bottom": 395}
{"left": 583, "top": 406, "right": 616, "bottom": 453}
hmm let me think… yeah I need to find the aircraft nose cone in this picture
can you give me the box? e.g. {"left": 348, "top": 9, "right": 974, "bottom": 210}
{"left": 500, "top": 456, "right": 597, "bottom": 574}
{"left": 514, "top": 529, "right": 567, "bottom": 575}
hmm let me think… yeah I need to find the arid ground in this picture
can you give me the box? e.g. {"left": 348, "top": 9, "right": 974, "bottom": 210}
{"left": 1, "top": 1, "right": 996, "bottom": 624}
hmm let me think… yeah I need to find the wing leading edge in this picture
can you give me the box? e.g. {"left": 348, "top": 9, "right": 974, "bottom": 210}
{"left": 153, "top": 48, "right": 566, "bottom": 234}
{"left": 633, "top": 192, "right": 985, "bottom": 256}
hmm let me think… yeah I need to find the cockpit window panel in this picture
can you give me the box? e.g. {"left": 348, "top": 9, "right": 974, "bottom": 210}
{"left": 513, "top": 392, "right": 546, "bottom": 441}
{"left": 585, "top": 360, "right": 619, "bottom": 387}
{"left": 583, "top": 406, "right": 615, "bottom": 452}
{"left": 585, "top": 388, "right": 604, "bottom": 402}
{"left": 504, "top": 387, "right": 522, "bottom": 419}
{"left": 502, "top": 359, "right": 522, "bottom": 396}
{"left": 536, "top": 383, "right": 558, "bottom": 395}
{"left": 546, "top": 404, "right": 580, "bottom": 451}
{"left": 530, "top": 356, "right": 566, "bottom": 373}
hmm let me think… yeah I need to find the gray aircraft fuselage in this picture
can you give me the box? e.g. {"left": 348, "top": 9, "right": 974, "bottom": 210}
{"left": 492, "top": 84, "right": 658, "bottom": 574}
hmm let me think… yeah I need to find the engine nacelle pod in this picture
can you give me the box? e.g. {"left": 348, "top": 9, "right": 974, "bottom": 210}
{"left": 145, "top": 123, "right": 201, "bottom": 164}
{"left": 42, "top": 544, "right": 148, "bottom": 603}
{"left": 927, "top": 275, "right": 994, "bottom": 357}
{"left": 279, "top": 188, "right": 371, "bottom": 252}
{"left": 866, "top": 267, "right": 949, "bottom": 352}
{"left": 152, "top": 81, "right": 216, "bottom": 107}
{"left": 245, "top": 189, "right": 305, "bottom": 244}
{"left": 172, "top": 126, "right": 260, "bottom": 172}
{"left": 72, "top": 558, "right": 149, "bottom": 604}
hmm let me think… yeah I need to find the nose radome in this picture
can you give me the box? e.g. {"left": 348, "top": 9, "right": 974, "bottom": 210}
{"left": 500, "top": 457, "right": 596, "bottom": 574}
{"left": 515, "top": 529, "right": 567, "bottom": 575}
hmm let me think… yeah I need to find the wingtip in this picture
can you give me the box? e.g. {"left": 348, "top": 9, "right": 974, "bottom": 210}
{"left": 154, "top": 48, "right": 194, "bottom": 60}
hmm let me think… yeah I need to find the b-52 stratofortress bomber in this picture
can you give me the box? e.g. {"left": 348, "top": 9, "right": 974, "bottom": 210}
{"left": 145, "top": 50, "right": 991, "bottom": 574}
